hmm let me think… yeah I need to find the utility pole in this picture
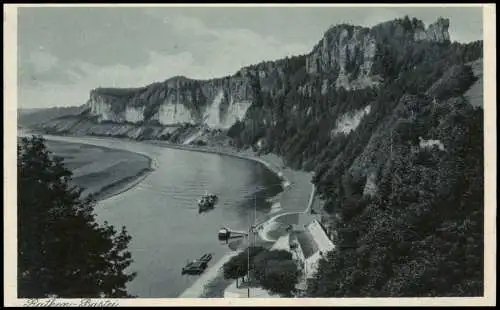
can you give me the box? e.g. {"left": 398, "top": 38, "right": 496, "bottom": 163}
{"left": 246, "top": 194, "right": 258, "bottom": 298}
{"left": 304, "top": 260, "right": 307, "bottom": 293}
{"left": 390, "top": 130, "right": 395, "bottom": 196}
{"left": 247, "top": 223, "right": 250, "bottom": 298}
{"left": 254, "top": 194, "right": 257, "bottom": 245}
{"left": 246, "top": 195, "right": 255, "bottom": 298}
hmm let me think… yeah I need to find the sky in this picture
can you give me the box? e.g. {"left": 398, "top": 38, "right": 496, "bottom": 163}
{"left": 16, "top": 5, "right": 484, "bottom": 109}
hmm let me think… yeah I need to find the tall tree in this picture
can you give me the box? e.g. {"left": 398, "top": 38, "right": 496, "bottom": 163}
{"left": 222, "top": 251, "right": 248, "bottom": 288}
{"left": 258, "top": 259, "right": 299, "bottom": 297}
{"left": 222, "top": 246, "right": 266, "bottom": 287}
{"left": 17, "top": 135, "right": 136, "bottom": 298}
{"left": 253, "top": 249, "right": 293, "bottom": 282}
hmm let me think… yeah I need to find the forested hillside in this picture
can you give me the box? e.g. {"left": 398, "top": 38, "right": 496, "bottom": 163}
{"left": 18, "top": 106, "right": 85, "bottom": 128}
{"left": 227, "top": 19, "right": 483, "bottom": 297}
{"left": 23, "top": 16, "right": 484, "bottom": 297}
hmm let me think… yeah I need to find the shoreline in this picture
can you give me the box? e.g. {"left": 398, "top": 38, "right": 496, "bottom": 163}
{"left": 127, "top": 140, "right": 308, "bottom": 298}
{"left": 142, "top": 142, "right": 313, "bottom": 298}
{"left": 143, "top": 140, "right": 292, "bottom": 189}
{"left": 20, "top": 130, "right": 312, "bottom": 298}
{"left": 22, "top": 129, "right": 289, "bottom": 185}
{"left": 91, "top": 161, "right": 154, "bottom": 202}
{"left": 20, "top": 132, "right": 158, "bottom": 203}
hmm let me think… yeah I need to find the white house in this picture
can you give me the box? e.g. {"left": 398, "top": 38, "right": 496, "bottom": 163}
{"left": 292, "top": 219, "right": 335, "bottom": 280}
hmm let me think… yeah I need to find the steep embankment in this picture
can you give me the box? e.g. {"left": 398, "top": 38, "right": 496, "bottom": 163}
{"left": 30, "top": 16, "right": 461, "bottom": 146}
{"left": 24, "top": 16, "right": 484, "bottom": 297}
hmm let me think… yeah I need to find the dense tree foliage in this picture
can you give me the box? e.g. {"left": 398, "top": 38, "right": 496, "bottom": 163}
{"left": 253, "top": 249, "right": 293, "bottom": 281}
{"left": 223, "top": 247, "right": 299, "bottom": 296}
{"left": 227, "top": 24, "right": 483, "bottom": 297}
{"left": 222, "top": 246, "right": 266, "bottom": 287}
{"left": 258, "top": 260, "right": 299, "bottom": 297}
{"left": 17, "top": 136, "right": 136, "bottom": 298}
{"left": 307, "top": 102, "right": 483, "bottom": 297}
{"left": 26, "top": 17, "right": 484, "bottom": 298}
{"left": 253, "top": 250, "right": 298, "bottom": 296}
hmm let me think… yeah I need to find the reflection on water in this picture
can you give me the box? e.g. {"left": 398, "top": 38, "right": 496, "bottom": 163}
{"left": 27, "top": 133, "right": 283, "bottom": 298}
{"left": 17, "top": 132, "right": 318, "bottom": 298}
{"left": 97, "top": 150, "right": 283, "bottom": 298}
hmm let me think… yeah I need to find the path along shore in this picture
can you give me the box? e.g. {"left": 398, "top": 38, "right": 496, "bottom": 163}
{"left": 126, "top": 139, "right": 314, "bottom": 298}
{"left": 157, "top": 142, "right": 315, "bottom": 298}
{"left": 26, "top": 132, "right": 314, "bottom": 298}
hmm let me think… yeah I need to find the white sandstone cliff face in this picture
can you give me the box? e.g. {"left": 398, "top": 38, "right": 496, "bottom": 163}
{"left": 223, "top": 100, "right": 252, "bottom": 129}
{"left": 89, "top": 96, "right": 124, "bottom": 123}
{"left": 306, "top": 27, "right": 379, "bottom": 91}
{"left": 203, "top": 90, "right": 252, "bottom": 129}
{"left": 87, "top": 17, "right": 452, "bottom": 128}
{"left": 363, "top": 171, "right": 378, "bottom": 197}
{"left": 157, "top": 101, "right": 196, "bottom": 125}
{"left": 305, "top": 18, "right": 450, "bottom": 91}
{"left": 331, "top": 105, "right": 371, "bottom": 136}
{"left": 125, "top": 106, "right": 144, "bottom": 123}
{"left": 414, "top": 18, "right": 450, "bottom": 42}
{"left": 203, "top": 91, "right": 224, "bottom": 128}
{"left": 88, "top": 84, "right": 252, "bottom": 129}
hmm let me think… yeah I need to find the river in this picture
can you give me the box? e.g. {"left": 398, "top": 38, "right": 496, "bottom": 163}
{"left": 19, "top": 131, "right": 291, "bottom": 298}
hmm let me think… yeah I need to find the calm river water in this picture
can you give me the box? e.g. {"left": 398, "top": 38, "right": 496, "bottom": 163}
{"left": 21, "top": 132, "right": 285, "bottom": 298}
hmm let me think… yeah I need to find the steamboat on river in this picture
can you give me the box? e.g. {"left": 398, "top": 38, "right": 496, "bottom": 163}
{"left": 198, "top": 192, "right": 218, "bottom": 213}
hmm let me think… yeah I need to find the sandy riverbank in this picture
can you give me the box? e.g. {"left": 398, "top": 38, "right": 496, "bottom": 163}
{"left": 98, "top": 138, "right": 312, "bottom": 298}
{"left": 43, "top": 139, "right": 156, "bottom": 202}
{"left": 142, "top": 141, "right": 313, "bottom": 298}
{"left": 32, "top": 133, "right": 313, "bottom": 298}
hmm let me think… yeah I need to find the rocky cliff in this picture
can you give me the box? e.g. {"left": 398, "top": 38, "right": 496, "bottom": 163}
{"left": 68, "top": 16, "right": 452, "bottom": 130}
{"left": 28, "top": 15, "right": 481, "bottom": 188}
{"left": 86, "top": 75, "right": 255, "bottom": 129}
{"left": 25, "top": 15, "right": 484, "bottom": 297}
{"left": 304, "top": 17, "right": 450, "bottom": 91}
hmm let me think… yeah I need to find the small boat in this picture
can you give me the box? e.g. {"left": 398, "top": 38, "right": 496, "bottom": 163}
{"left": 181, "top": 261, "right": 206, "bottom": 275}
{"left": 198, "top": 191, "right": 218, "bottom": 212}
{"left": 200, "top": 253, "right": 213, "bottom": 263}
{"left": 181, "top": 253, "right": 213, "bottom": 275}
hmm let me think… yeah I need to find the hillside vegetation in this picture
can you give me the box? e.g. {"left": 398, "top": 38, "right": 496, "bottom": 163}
{"left": 22, "top": 16, "right": 484, "bottom": 297}
{"left": 226, "top": 24, "right": 483, "bottom": 297}
{"left": 18, "top": 106, "right": 86, "bottom": 128}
